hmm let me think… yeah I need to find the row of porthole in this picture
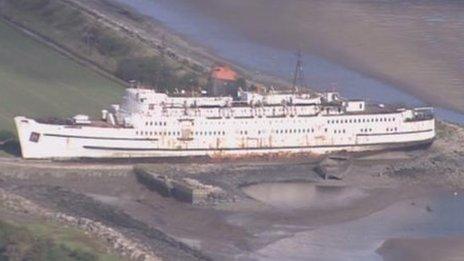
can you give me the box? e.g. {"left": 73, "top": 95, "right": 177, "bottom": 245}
{"left": 360, "top": 128, "right": 373, "bottom": 133}
{"left": 145, "top": 121, "right": 167, "bottom": 126}
{"left": 386, "top": 127, "right": 398, "bottom": 132}
{"left": 136, "top": 131, "right": 180, "bottom": 136}
{"left": 328, "top": 117, "right": 396, "bottom": 124}
{"left": 195, "top": 131, "right": 226, "bottom": 136}
{"left": 274, "top": 128, "right": 315, "bottom": 134}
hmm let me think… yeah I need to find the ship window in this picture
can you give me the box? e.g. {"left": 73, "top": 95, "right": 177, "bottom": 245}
{"left": 145, "top": 122, "right": 148, "bottom": 126}
{"left": 343, "top": 130, "right": 346, "bottom": 133}
{"left": 324, "top": 128, "right": 328, "bottom": 132}
{"left": 222, "top": 131, "right": 225, "bottom": 135}
{"left": 29, "top": 132, "right": 40, "bottom": 143}
{"left": 150, "top": 132, "right": 153, "bottom": 136}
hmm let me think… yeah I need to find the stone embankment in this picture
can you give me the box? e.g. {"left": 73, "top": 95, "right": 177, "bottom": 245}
{"left": 383, "top": 122, "right": 464, "bottom": 186}
{"left": 135, "top": 167, "right": 227, "bottom": 205}
{"left": 0, "top": 187, "right": 160, "bottom": 261}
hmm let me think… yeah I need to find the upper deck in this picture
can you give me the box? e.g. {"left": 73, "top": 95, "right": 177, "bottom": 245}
{"left": 30, "top": 87, "right": 434, "bottom": 128}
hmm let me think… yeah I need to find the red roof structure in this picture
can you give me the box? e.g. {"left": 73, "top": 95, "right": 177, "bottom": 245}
{"left": 211, "top": 66, "right": 238, "bottom": 81}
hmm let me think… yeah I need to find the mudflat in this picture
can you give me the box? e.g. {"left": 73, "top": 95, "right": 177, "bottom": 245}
{"left": 378, "top": 236, "right": 464, "bottom": 261}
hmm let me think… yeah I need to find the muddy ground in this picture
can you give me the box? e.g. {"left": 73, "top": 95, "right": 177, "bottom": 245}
{"left": 0, "top": 122, "right": 463, "bottom": 260}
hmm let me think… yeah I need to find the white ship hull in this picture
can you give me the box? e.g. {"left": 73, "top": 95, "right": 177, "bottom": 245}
{"left": 15, "top": 114, "right": 435, "bottom": 159}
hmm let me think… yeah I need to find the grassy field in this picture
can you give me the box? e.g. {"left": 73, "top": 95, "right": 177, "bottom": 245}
{"left": 0, "top": 219, "right": 124, "bottom": 260}
{"left": 0, "top": 20, "right": 125, "bottom": 133}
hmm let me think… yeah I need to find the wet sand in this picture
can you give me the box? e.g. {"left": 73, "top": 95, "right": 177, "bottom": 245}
{"left": 177, "top": 0, "right": 464, "bottom": 113}
{"left": 378, "top": 236, "right": 464, "bottom": 261}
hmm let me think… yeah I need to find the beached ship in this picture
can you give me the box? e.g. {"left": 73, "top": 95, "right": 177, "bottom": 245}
{"left": 14, "top": 86, "right": 435, "bottom": 159}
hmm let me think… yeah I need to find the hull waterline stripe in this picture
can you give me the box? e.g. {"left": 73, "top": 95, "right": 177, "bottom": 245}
{"left": 83, "top": 138, "right": 434, "bottom": 152}
{"left": 356, "top": 129, "right": 433, "bottom": 137}
{"left": 44, "top": 133, "right": 158, "bottom": 141}
{"left": 44, "top": 129, "right": 432, "bottom": 142}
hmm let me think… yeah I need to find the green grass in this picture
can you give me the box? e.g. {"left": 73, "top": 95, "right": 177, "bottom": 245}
{"left": 0, "top": 20, "right": 125, "bottom": 132}
{"left": 0, "top": 219, "right": 124, "bottom": 261}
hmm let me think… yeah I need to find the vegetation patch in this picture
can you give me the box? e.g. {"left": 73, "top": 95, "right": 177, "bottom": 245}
{"left": 0, "top": 220, "right": 123, "bottom": 261}
{"left": 0, "top": 0, "right": 204, "bottom": 91}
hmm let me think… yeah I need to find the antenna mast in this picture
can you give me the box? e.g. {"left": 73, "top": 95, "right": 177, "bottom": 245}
{"left": 156, "top": 34, "right": 167, "bottom": 90}
{"left": 292, "top": 50, "right": 305, "bottom": 92}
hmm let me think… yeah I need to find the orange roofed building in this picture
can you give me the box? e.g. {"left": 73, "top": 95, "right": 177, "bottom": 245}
{"left": 208, "top": 65, "right": 239, "bottom": 97}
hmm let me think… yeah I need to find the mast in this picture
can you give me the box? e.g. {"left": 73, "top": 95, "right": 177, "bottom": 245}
{"left": 156, "top": 34, "right": 167, "bottom": 91}
{"left": 292, "top": 50, "right": 305, "bottom": 92}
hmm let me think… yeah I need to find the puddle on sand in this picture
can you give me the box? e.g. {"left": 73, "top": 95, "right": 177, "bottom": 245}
{"left": 242, "top": 182, "right": 367, "bottom": 209}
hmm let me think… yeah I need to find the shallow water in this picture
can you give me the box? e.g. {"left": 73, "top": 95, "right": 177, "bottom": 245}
{"left": 242, "top": 182, "right": 367, "bottom": 210}
{"left": 242, "top": 186, "right": 464, "bottom": 260}
{"left": 112, "top": 0, "right": 464, "bottom": 124}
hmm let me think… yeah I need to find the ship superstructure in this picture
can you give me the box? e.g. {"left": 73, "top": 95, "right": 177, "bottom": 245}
{"left": 15, "top": 87, "right": 435, "bottom": 159}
